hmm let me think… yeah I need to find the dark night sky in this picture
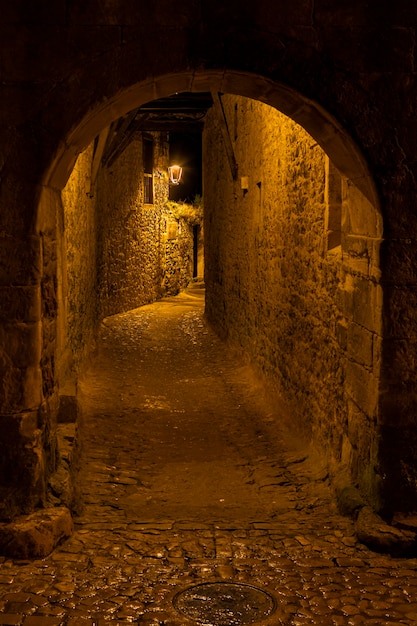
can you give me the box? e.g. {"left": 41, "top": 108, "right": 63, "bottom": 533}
{"left": 169, "top": 132, "right": 202, "bottom": 203}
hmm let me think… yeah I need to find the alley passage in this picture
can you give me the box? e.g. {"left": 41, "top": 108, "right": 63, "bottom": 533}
{"left": 78, "top": 284, "right": 331, "bottom": 526}
{"left": 1, "top": 286, "right": 417, "bottom": 625}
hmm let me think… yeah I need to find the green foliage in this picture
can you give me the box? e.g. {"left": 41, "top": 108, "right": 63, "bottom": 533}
{"left": 166, "top": 199, "right": 203, "bottom": 226}
{"left": 193, "top": 194, "right": 203, "bottom": 208}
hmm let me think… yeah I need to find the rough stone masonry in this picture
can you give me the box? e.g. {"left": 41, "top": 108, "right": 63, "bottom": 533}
{"left": 0, "top": 0, "right": 417, "bottom": 531}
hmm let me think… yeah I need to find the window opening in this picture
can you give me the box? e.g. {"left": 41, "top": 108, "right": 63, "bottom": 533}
{"left": 143, "top": 137, "right": 154, "bottom": 204}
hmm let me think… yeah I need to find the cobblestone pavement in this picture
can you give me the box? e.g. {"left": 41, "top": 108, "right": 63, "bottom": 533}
{"left": 1, "top": 287, "right": 417, "bottom": 625}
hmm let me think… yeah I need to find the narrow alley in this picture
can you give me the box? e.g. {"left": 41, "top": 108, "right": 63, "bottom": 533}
{"left": 78, "top": 283, "right": 330, "bottom": 527}
{"left": 1, "top": 287, "right": 417, "bottom": 625}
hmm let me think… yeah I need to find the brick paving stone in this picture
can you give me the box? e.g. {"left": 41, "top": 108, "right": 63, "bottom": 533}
{"left": 23, "top": 618, "right": 63, "bottom": 626}
{"left": 175, "top": 522, "right": 211, "bottom": 530}
{"left": 2, "top": 608, "right": 32, "bottom": 618}
{"left": 31, "top": 607, "right": 66, "bottom": 617}
{"left": 95, "top": 622, "right": 133, "bottom": 626}
{"left": 1, "top": 597, "right": 30, "bottom": 605}
{"left": 0, "top": 616, "right": 23, "bottom": 626}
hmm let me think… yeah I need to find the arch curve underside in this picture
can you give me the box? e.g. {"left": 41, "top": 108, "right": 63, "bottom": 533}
{"left": 45, "top": 70, "right": 379, "bottom": 212}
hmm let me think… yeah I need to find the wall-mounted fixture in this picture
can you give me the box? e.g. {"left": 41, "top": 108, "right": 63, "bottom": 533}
{"left": 168, "top": 165, "right": 183, "bottom": 185}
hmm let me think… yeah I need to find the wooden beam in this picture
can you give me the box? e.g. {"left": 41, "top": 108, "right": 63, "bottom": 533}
{"left": 88, "top": 126, "right": 110, "bottom": 195}
{"left": 132, "top": 120, "right": 204, "bottom": 133}
{"left": 102, "top": 109, "right": 139, "bottom": 167}
{"left": 211, "top": 91, "right": 238, "bottom": 181}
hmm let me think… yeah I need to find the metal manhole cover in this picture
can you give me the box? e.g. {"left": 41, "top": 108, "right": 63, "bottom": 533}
{"left": 173, "top": 581, "right": 276, "bottom": 625}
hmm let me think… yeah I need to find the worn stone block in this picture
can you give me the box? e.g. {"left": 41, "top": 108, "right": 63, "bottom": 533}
{"left": 355, "top": 506, "right": 416, "bottom": 557}
{"left": 345, "top": 400, "right": 380, "bottom": 499}
{"left": 0, "top": 322, "right": 41, "bottom": 369}
{"left": 0, "top": 236, "right": 41, "bottom": 286}
{"left": 36, "top": 186, "right": 61, "bottom": 235}
{"left": 0, "top": 507, "right": 73, "bottom": 559}
{"left": 22, "top": 616, "right": 63, "bottom": 626}
{"left": 0, "top": 615, "right": 23, "bottom": 626}
{"left": 380, "top": 238, "right": 417, "bottom": 286}
{"left": 384, "top": 286, "right": 417, "bottom": 339}
{"left": 343, "top": 234, "right": 380, "bottom": 278}
{"left": 381, "top": 339, "right": 417, "bottom": 388}
{"left": 340, "top": 275, "right": 382, "bottom": 333}
{"left": 0, "top": 409, "right": 49, "bottom": 519}
{"left": 347, "top": 321, "right": 374, "bottom": 368}
{"left": 0, "top": 361, "right": 43, "bottom": 414}
{"left": 343, "top": 183, "right": 381, "bottom": 238}
{"left": 17, "top": 411, "right": 39, "bottom": 440}
{"left": 345, "top": 361, "right": 378, "bottom": 418}
{"left": 347, "top": 401, "right": 372, "bottom": 449}
{"left": 0, "top": 286, "right": 41, "bottom": 323}
{"left": 23, "top": 365, "right": 43, "bottom": 410}
{"left": 336, "top": 484, "right": 366, "bottom": 518}
{"left": 58, "top": 394, "right": 81, "bottom": 424}
{"left": 335, "top": 319, "right": 348, "bottom": 350}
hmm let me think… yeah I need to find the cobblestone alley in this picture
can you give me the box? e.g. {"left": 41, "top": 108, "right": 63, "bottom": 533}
{"left": 1, "top": 286, "right": 417, "bottom": 626}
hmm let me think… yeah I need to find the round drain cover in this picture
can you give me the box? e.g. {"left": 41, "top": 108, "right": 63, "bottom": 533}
{"left": 173, "top": 581, "right": 276, "bottom": 625}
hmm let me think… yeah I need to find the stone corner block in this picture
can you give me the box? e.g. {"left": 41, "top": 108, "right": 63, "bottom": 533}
{"left": 0, "top": 506, "right": 73, "bottom": 558}
{"left": 336, "top": 483, "right": 366, "bottom": 518}
{"left": 355, "top": 506, "right": 417, "bottom": 557}
{"left": 58, "top": 394, "right": 81, "bottom": 424}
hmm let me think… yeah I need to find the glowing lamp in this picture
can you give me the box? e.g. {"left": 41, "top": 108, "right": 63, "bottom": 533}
{"left": 168, "top": 164, "right": 183, "bottom": 185}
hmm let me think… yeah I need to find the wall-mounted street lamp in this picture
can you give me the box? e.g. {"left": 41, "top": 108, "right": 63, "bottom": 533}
{"left": 168, "top": 164, "right": 183, "bottom": 185}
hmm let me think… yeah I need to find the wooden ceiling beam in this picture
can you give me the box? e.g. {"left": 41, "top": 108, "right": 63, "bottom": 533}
{"left": 102, "top": 109, "right": 140, "bottom": 167}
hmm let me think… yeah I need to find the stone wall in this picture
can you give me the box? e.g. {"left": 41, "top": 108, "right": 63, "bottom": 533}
{"left": 1, "top": 0, "right": 417, "bottom": 517}
{"left": 96, "top": 133, "right": 198, "bottom": 319}
{"left": 341, "top": 180, "right": 383, "bottom": 506}
{"left": 0, "top": 184, "right": 63, "bottom": 519}
{"left": 61, "top": 132, "right": 199, "bottom": 363}
{"left": 203, "top": 95, "right": 382, "bottom": 507}
{"left": 61, "top": 145, "right": 99, "bottom": 377}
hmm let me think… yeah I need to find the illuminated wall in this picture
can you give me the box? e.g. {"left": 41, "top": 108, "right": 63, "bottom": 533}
{"left": 95, "top": 132, "right": 197, "bottom": 318}
{"left": 204, "top": 96, "right": 383, "bottom": 507}
{"left": 61, "top": 145, "right": 99, "bottom": 376}
{"left": 61, "top": 132, "right": 200, "bottom": 372}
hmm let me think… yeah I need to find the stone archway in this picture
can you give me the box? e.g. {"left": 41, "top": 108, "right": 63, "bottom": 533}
{"left": 44, "top": 70, "right": 379, "bottom": 209}
{"left": 2, "top": 67, "right": 384, "bottom": 525}
{"left": 36, "top": 70, "right": 383, "bottom": 512}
